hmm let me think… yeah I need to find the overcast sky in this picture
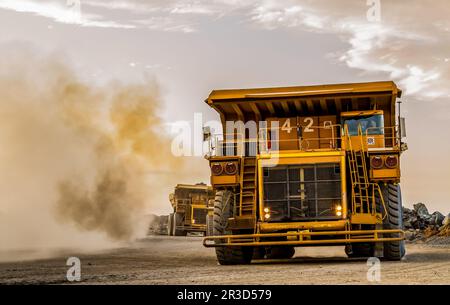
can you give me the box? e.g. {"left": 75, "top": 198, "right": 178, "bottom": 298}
{"left": 0, "top": 0, "right": 449, "bottom": 212}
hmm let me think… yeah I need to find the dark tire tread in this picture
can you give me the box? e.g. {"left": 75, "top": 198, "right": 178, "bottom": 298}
{"left": 213, "top": 191, "right": 252, "bottom": 265}
{"left": 378, "top": 184, "right": 406, "bottom": 261}
{"left": 345, "top": 243, "right": 374, "bottom": 258}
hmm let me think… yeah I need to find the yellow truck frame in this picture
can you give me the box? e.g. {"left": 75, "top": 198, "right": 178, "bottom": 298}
{"left": 203, "top": 81, "right": 407, "bottom": 264}
{"left": 168, "top": 183, "right": 215, "bottom": 236}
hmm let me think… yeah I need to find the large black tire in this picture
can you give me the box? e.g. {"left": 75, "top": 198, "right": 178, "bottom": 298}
{"left": 377, "top": 184, "right": 406, "bottom": 260}
{"left": 206, "top": 214, "right": 214, "bottom": 237}
{"left": 345, "top": 243, "right": 375, "bottom": 258}
{"left": 173, "top": 212, "right": 187, "bottom": 236}
{"left": 167, "top": 213, "right": 174, "bottom": 236}
{"left": 252, "top": 247, "right": 266, "bottom": 260}
{"left": 265, "top": 246, "right": 295, "bottom": 259}
{"left": 213, "top": 190, "right": 253, "bottom": 265}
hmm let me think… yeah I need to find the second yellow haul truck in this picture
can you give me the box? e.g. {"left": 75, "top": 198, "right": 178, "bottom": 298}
{"left": 168, "top": 183, "right": 215, "bottom": 236}
{"left": 203, "top": 81, "right": 407, "bottom": 265}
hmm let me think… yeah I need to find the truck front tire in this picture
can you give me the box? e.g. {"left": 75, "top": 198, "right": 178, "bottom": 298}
{"left": 345, "top": 243, "right": 375, "bottom": 258}
{"left": 206, "top": 214, "right": 214, "bottom": 237}
{"left": 265, "top": 246, "right": 295, "bottom": 259}
{"left": 378, "top": 184, "right": 406, "bottom": 260}
{"left": 173, "top": 212, "right": 187, "bottom": 236}
{"left": 213, "top": 190, "right": 253, "bottom": 265}
{"left": 167, "top": 213, "right": 174, "bottom": 236}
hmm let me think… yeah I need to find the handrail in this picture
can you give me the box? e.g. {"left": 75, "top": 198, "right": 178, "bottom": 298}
{"left": 258, "top": 124, "right": 343, "bottom": 153}
{"left": 344, "top": 124, "right": 387, "bottom": 220}
{"left": 206, "top": 124, "right": 400, "bottom": 157}
{"left": 204, "top": 229, "right": 405, "bottom": 247}
{"left": 365, "top": 126, "right": 400, "bottom": 149}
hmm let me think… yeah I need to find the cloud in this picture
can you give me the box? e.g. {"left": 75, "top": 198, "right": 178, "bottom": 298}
{"left": 84, "top": 0, "right": 250, "bottom": 15}
{"left": 245, "top": 0, "right": 450, "bottom": 100}
{"left": 250, "top": 1, "right": 325, "bottom": 30}
{"left": 0, "top": 0, "right": 135, "bottom": 29}
{"left": 0, "top": 0, "right": 223, "bottom": 32}
{"left": 82, "top": 0, "right": 250, "bottom": 32}
{"left": 134, "top": 17, "right": 197, "bottom": 33}
{"left": 2, "top": 0, "right": 449, "bottom": 95}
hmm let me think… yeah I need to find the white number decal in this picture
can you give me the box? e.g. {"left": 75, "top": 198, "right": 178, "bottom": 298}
{"left": 304, "top": 117, "right": 314, "bottom": 133}
{"left": 281, "top": 119, "right": 293, "bottom": 133}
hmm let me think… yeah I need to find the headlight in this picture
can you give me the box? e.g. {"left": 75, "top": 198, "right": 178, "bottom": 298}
{"left": 264, "top": 207, "right": 271, "bottom": 220}
{"left": 211, "top": 163, "right": 223, "bottom": 175}
{"left": 385, "top": 155, "right": 398, "bottom": 168}
{"left": 335, "top": 205, "right": 343, "bottom": 217}
{"left": 334, "top": 204, "right": 342, "bottom": 217}
{"left": 370, "top": 156, "right": 383, "bottom": 169}
{"left": 224, "top": 162, "right": 238, "bottom": 175}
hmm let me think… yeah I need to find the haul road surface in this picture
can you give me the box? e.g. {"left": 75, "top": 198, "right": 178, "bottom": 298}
{"left": 0, "top": 236, "right": 449, "bottom": 285}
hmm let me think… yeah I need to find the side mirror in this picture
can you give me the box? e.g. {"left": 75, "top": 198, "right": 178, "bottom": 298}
{"left": 400, "top": 117, "right": 407, "bottom": 138}
{"left": 203, "top": 126, "right": 211, "bottom": 141}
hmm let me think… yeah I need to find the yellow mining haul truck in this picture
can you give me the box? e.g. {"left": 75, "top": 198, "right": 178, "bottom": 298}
{"left": 168, "top": 183, "right": 215, "bottom": 236}
{"left": 202, "top": 81, "right": 408, "bottom": 265}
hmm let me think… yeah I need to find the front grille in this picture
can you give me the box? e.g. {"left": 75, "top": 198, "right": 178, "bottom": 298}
{"left": 263, "top": 163, "right": 341, "bottom": 221}
{"left": 193, "top": 208, "right": 207, "bottom": 225}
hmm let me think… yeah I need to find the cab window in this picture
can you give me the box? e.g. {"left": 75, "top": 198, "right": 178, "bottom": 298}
{"left": 343, "top": 114, "right": 384, "bottom": 136}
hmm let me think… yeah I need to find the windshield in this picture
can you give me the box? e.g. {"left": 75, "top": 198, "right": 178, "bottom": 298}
{"left": 343, "top": 114, "right": 384, "bottom": 136}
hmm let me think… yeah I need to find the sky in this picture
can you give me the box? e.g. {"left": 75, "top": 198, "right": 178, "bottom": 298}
{"left": 0, "top": 0, "right": 449, "bottom": 213}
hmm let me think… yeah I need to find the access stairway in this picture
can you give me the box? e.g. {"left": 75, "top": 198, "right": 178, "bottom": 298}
{"left": 345, "top": 125, "right": 386, "bottom": 224}
{"left": 239, "top": 157, "right": 257, "bottom": 217}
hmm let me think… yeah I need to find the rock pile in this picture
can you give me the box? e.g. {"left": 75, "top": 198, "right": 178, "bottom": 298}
{"left": 403, "top": 203, "right": 450, "bottom": 243}
{"left": 147, "top": 214, "right": 169, "bottom": 235}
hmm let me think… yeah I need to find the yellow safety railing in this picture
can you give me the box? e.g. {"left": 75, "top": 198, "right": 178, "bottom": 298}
{"left": 258, "top": 124, "right": 343, "bottom": 153}
{"left": 203, "top": 229, "right": 405, "bottom": 247}
{"left": 206, "top": 123, "right": 401, "bottom": 157}
{"left": 365, "top": 126, "right": 400, "bottom": 149}
{"left": 343, "top": 125, "right": 387, "bottom": 220}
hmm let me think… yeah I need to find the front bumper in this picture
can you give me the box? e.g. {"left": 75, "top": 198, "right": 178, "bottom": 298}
{"left": 203, "top": 229, "right": 405, "bottom": 247}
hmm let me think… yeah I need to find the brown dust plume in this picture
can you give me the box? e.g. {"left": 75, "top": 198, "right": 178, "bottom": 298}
{"left": 0, "top": 46, "right": 201, "bottom": 256}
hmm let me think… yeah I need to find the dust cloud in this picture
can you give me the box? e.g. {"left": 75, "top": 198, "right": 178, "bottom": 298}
{"left": 0, "top": 45, "right": 205, "bottom": 258}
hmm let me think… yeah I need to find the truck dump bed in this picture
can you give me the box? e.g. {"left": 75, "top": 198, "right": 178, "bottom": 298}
{"left": 206, "top": 81, "right": 401, "bottom": 128}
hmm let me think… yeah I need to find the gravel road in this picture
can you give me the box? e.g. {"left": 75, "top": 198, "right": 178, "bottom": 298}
{"left": 1, "top": 236, "right": 449, "bottom": 285}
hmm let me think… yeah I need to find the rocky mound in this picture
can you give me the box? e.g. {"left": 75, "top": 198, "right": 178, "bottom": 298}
{"left": 403, "top": 203, "right": 450, "bottom": 245}
{"left": 147, "top": 214, "right": 169, "bottom": 235}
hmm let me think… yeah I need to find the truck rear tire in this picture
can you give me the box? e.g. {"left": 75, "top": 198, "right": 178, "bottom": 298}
{"left": 167, "top": 213, "right": 174, "bottom": 236}
{"left": 173, "top": 212, "right": 187, "bottom": 236}
{"left": 213, "top": 190, "right": 253, "bottom": 265}
{"left": 252, "top": 247, "right": 266, "bottom": 259}
{"left": 206, "top": 214, "right": 214, "bottom": 237}
{"left": 377, "top": 184, "right": 406, "bottom": 260}
{"left": 345, "top": 243, "right": 374, "bottom": 258}
{"left": 266, "top": 246, "right": 295, "bottom": 259}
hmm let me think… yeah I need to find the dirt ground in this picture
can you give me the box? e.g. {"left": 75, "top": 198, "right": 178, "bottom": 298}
{"left": 0, "top": 236, "right": 449, "bottom": 285}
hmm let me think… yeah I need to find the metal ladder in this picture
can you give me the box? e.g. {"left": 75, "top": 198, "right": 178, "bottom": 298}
{"left": 239, "top": 157, "right": 257, "bottom": 217}
{"left": 345, "top": 125, "right": 386, "bottom": 220}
